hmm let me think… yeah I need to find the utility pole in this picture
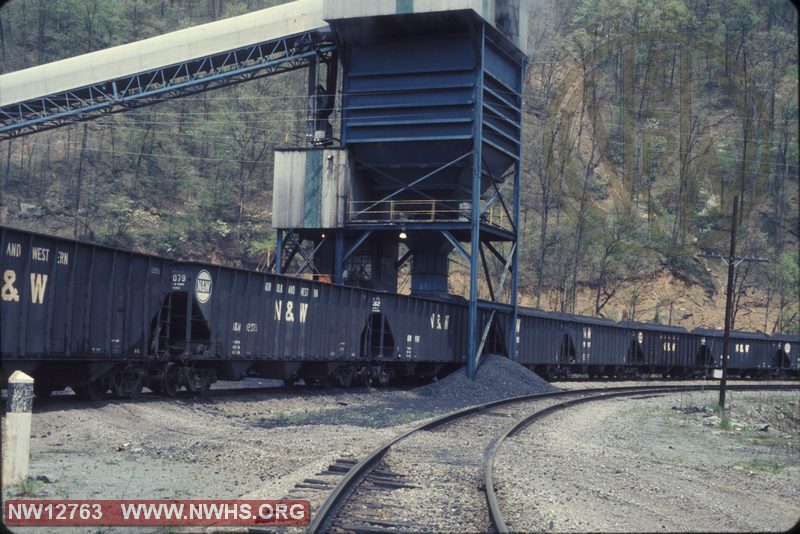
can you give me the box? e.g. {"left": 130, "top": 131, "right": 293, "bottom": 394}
{"left": 697, "top": 196, "right": 769, "bottom": 410}
{"left": 719, "top": 196, "right": 738, "bottom": 411}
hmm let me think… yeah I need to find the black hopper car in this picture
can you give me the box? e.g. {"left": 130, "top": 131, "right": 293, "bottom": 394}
{"left": 1, "top": 226, "right": 797, "bottom": 400}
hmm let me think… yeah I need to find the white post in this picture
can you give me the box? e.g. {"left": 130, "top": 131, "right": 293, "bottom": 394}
{"left": 2, "top": 371, "right": 34, "bottom": 486}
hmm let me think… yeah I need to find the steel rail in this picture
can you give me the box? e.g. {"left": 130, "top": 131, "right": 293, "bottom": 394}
{"left": 304, "top": 383, "right": 733, "bottom": 533}
{"left": 484, "top": 383, "right": 799, "bottom": 534}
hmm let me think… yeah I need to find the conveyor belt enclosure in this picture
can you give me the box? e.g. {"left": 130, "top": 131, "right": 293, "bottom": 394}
{"left": 0, "top": 0, "right": 333, "bottom": 139}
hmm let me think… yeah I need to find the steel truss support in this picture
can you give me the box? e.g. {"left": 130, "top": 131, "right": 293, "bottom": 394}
{"left": 269, "top": 233, "right": 322, "bottom": 277}
{"left": 0, "top": 30, "right": 335, "bottom": 140}
{"left": 467, "top": 27, "right": 524, "bottom": 377}
{"left": 351, "top": 152, "right": 472, "bottom": 220}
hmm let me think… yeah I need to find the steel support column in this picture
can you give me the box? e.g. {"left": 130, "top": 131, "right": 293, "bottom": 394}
{"left": 467, "top": 25, "right": 486, "bottom": 379}
{"left": 334, "top": 231, "right": 344, "bottom": 284}
{"left": 508, "top": 60, "right": 525, "bottom": 362}
{"left": 274, "top": 230, "right": 284, "bottom": 275}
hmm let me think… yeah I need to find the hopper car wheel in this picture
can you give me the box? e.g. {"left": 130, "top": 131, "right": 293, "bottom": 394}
{"left": 131, "top": 382, "right": 144, "bottom": 398}
{"left": 321, "top": 374, "right": 336, "bottom": 388}
{"left": 358, "top": 366, "right": 373, "bottom": 387}
{"left": 111, "top": 371, "right": 145, "bottom": 398}
{"left": 33, "top": 383, "right": 55, "bottom": 398}
{"left": 376, "top": 366, "right": 392, "bottom": 387}
{"left": 161, "top": 364, "right": 181, "bottom": 397}
{"left": 197, "top": 371, "right": 213, "bottom": 395}
{"left": 341, "top": 373, "right": 353, "bottom": 388}
{"left": 337, "top": 370, "right": 353, "bottom": 388}
{"left": 283, "top": 377, "right": 297, "bottom": 387}
{"left": 75, "top": 379, "right": 107, "bottom": 402}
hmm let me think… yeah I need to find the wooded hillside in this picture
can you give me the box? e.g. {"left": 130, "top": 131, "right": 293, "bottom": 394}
{"left": 1, "top": 0, "right": 797, "bottom": 333}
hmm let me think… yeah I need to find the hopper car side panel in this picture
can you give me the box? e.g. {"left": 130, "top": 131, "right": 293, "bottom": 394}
{"left": 770, "top": 334, "right": 799, "bottom": 373}
{"left": 692, "top": 328, "right": 774, "bottom": 376}
{"left": 1, "top": 227, "right": 165, "bottom": 364}
{"left": 378, "top": 293, "right": 468, "bottom": 364}
{"left": 624, "top": 322, "right": 702, "bottom": 376}
{"left": 2, "top": 226, "right": 797, "bottom": 394}
{"left": 516, "top": 309, "right": 569, "bottom": 378}
{"left": 173, "top": 263, "right": 368, "bottom": 362}
{"left": 556, "top": 314, "right": 629, "bottom": 374}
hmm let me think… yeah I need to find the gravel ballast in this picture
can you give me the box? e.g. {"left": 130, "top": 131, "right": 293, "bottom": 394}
{"left": 494, "top": 390, "right": 800, "bottom": 532}
{"left": 1, "top": 359, "right": 796, "bottom": 533}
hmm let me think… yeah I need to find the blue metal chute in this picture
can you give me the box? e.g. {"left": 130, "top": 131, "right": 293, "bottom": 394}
{"left": 330, "top": 12, "right": 525, "bottom": 207}
{"left": 321, "top": 6, "right": 527, "bottom": 377}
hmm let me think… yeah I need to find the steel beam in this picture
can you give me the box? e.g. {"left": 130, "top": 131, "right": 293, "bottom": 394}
{"left": 0, "top": 31, "right": 334, "bottom": 140}
{"left": 509, "top": 60, "right": 525, "bottom": 362}
{"left": 274, "top": 230, "right": 284, "bottom": 274}
{"left": 334, "top": 231, "right": 344, "bottom": 284}
{"left": 467, "top": 25, "right": 485, "bottom": 379}
{"left": 442, "top": 231, "right": 470, "bottom": 261}
{"left": 351, "top": 152, "right": 471, "bottom": 219}
{"left": 342, "top": 231, "right": 373, "bottom": 263}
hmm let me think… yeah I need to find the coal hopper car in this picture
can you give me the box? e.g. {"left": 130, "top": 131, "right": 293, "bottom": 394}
{"left": 1, "top": 226, "right": 466, "bottom": 398}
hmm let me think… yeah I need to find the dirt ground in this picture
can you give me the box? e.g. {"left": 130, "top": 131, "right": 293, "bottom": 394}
{"left": 1, "top": 382, "right": 407, "bottom": 534}
{"left": 1, "top": 380, "right": 798, "bottom": 533}
{"left": 496, "top": 389, "right": 800, "bottom": 532}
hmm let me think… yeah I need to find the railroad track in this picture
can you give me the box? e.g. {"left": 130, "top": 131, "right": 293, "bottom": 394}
{"left": 484, "top": 383, "right": 798, "bottom": 533}
{"left": 304, "top": 383, "right": 798, "bottom": 533}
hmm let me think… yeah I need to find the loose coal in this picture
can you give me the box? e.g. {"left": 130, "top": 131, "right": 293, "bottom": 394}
{"left": 256, "top": 355, "right": 559, "bottom": 429}
{"left": 415, "top": 354, "right": 559, "bottom": 408}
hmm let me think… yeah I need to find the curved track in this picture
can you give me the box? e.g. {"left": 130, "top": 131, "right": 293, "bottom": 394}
{"left": 304, "top": 383, "right": 797, "bottom": 533}
{"left": 304, "top": 385, "right": 709, "bottom": 532}
{"left": 484, "top": 383, "right": 799, "bottom": 533}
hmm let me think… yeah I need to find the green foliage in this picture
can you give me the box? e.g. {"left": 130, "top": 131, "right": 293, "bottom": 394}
{"left": 12, "top": 478, "right": 42, "bottom": 497}
{"left": 0, "top": 0, "right": 797, "bottom": 323}
{"left": 776, "top": 252, "right": 800, "bottom": 333}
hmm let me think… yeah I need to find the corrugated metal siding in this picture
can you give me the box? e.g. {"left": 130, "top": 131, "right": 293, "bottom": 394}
{"left": 273, "top": 150, "right": 308, "bottom": 228}
{"left": 273, "top": 148, "right": 349, "bottom": 229}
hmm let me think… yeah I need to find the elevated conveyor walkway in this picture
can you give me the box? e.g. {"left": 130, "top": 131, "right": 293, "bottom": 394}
{"left": 0, "top": 0, "right": 331, "bottom": 140}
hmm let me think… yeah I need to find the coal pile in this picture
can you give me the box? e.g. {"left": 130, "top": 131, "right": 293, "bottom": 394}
{"left": 256, "top": 356, "right": 559, "bottom": 429}
{"left": 415, "top": 355, "right": 559, "bottom": 408}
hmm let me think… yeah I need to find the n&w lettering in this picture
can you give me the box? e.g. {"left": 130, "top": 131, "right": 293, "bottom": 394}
{"left": 274, "top": 301, "right": 309, "bottom": 324}
{"left": 30, "top": 273, "right": 48, "bottom": 304}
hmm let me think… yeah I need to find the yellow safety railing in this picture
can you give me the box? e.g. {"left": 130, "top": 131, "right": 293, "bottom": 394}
{"left": 347, "top": 200, "right": 512, "bottom": 230}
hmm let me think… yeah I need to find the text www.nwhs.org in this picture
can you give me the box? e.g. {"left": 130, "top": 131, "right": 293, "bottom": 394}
{"left": 4, "top": 499, "right": 309, "bottom": 526}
